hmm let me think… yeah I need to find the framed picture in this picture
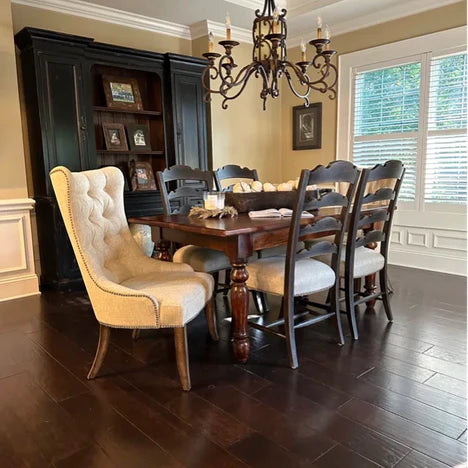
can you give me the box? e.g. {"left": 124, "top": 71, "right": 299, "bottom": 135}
{"left": 102, "top": 75, "right": 143, "bottom": 111}
{"left": 128, "top": 160, "right": 157, "bottom": 191}
{"left": 126, "top": 123, "right": 151, "bottom": 151}
{"left": 293, "top": 103, "right": 322, "bottom": 150}
{"left": 102, "top": 123, "right": 128, "bottom": 151}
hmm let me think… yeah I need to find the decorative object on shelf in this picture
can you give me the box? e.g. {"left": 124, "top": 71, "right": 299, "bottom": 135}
{"left": 293, "top": 103, "right": 322, "bottom": 150}
{"left": 126, "top": 123, "right": 151, "bottom": 151}
{"left": 201, "top": 0, "right": 337, "bottom": 110}
{"left": 102, "top": 75, "right": 143, "bottom": 110}
{"left": 129, "top": 160, "right": 157, "bottom": 191}
{"left": 189, "top": 206, "right": 238, "bottom": 219}
{"left": 102, "top": 122, "right": 128, "bottom": 151}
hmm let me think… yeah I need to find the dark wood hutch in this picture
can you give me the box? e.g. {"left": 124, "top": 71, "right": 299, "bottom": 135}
{"left": 15, "top": 27, "right": 211, "bottom": 291}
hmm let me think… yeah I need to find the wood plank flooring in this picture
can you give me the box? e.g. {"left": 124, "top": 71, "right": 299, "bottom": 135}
{"left": 0, "top": 265, "right": 466, "bottom": 467}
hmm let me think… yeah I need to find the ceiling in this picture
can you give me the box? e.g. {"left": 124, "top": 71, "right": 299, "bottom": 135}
{"left": 19, "top": 0, "right": 461, "bottom": 43}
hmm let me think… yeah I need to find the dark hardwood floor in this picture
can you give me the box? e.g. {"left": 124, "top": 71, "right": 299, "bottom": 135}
{"left": 0, "top": 265, "right": 466, "bottom": 467}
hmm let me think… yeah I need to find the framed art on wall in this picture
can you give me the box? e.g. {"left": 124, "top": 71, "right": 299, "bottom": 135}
{"left": 102, "top": 75, "right": 143, "bottom": 111}
{"left": 293, "top": 103, "right": 322, "bottom": 150}
{"left": 126, "top": 123, "right": 151, "bottom": 151}
{"left": 102, "top": 122, "right": 128, "bottom": 151}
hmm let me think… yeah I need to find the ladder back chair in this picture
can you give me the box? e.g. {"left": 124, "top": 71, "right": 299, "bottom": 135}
{"left": 245, "top": 161, "right": 360, "bottom": 368}
{"left": 50, "top": 166, "right": 218, "bottom": 391}
{"left": 157, "top": 165, "right": 232, "bottom": 288}
{"left": 344, "top": 160, "right": 405, "bottom": 339}
{"left": 214, "top": 164, "right": 259, "bottom": 192}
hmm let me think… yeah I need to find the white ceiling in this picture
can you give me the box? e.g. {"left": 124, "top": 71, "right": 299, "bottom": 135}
{"left": 16, "top": 0, "right": 462, "bottom": 44}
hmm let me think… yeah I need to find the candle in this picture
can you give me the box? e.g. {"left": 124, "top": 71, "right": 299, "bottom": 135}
{"left": 324, "top": 24, "right": 330, "bottom": 50}
{"left": 226, "top": 12, "right": 232, "bottom": 40}
{"left": 300, "top": 39, "right": 306, "bottom": 62}
{"left": 317, "top": 16, "right": 322, "bottom": 39}
{"left": 208, "top": 31, "right": 214, "bottom": 52}
{"left": 272, "top": 6, "right": 279, "bottom": 34}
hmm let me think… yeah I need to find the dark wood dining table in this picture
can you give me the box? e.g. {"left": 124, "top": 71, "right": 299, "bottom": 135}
{"left": 129, "top": 210, "right": 379, "bottom": 363}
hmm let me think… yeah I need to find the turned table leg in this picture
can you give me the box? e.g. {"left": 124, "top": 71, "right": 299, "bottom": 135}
{"left": 155, "top": 240, "right": 172, "bottom": 261}
{"left": 230, "top": 262, "right": 250, "bottom": 363}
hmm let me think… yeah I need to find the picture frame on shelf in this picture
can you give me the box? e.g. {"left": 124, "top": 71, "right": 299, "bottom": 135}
{"left": 102, "top": 75, "right": 143, "bottom": 111}
{"left": 126, "top": 123, "right": 151, "bottom": 151}
{"left": 129, "top": 160, "right": 157, "bottom": 191}
{"left": 102, "top": 122, "right": 128, "bottom": 151}
{"left": 293, "top": 103, "right": 322, "bottom": 150}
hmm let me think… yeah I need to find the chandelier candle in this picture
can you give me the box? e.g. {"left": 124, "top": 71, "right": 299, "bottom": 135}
{"left": 208, "top": 31, "right": 214, "bottom": 53}
{"left": 201, "top": 0, "right": 338, "bottom": 110}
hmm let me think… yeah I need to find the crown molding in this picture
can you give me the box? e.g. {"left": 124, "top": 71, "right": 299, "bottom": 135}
{"left": 191, "top": 20, "right": 252, "bottom": 43}
{"left": 225, "top": 0, "right": 263, "bottom": 9}
{"left": 12, "top": 0, "right": 192, "bottom": 39}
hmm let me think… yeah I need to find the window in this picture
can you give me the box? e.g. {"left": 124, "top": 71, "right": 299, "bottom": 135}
{"left": 351, "top": 51, "right": 467, "bottom": 206}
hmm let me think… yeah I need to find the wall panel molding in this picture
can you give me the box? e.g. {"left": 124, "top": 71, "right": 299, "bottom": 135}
{"left": 0, "top": 199, "right": 40, "bottom": 301}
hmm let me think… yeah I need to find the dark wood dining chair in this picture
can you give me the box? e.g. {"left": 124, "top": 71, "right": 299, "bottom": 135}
{"left": 214, "top": 164, "right": 259, "bottom": 192}
{"left": 156, "top": 165, "right": 232, "bottom": 293}
{"left": 245, "top": 161, "right": 360, "bottom": 368}
{"left": 344, "top": 160, "right": 405, "bottom": 339}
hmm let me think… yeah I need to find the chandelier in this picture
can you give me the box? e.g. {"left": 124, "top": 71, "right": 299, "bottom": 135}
{"left": 201, "top": 0, "right": 338, "bottom": 110}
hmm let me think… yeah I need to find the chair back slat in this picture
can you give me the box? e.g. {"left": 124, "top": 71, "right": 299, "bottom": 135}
{"left": 157, "top": 165, "right": 213, "bottom": 215}
{"left": 214, "top": 164, "right": 259, "bottom": 191}
{"left": 362, "top": 188, "right": 395, "bottom": 205}
{"left": 357, "top": 209, "right": 389, "bottom": 229}
{"left": 304, "top": 191, "right": 349, "bottom": 210}
{"left": 284, "top": 161, "right": 360, "bottom": 300}
{"left": 355, "top": 230, "right": 385, "bottom": 249}
{"left": 305, "top": 240, "right": 338, "bottom": 258}
{"left": 346, "top": 160, "right": 405, "bottom": 273}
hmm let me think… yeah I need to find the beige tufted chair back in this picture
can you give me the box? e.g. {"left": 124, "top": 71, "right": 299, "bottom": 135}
{"left": 51, "top": 166, "right": 147, "bottom": 284}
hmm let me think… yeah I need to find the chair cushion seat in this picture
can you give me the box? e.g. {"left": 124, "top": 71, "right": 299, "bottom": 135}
{"left": 120, "top": 270, "right": 214, "bottom": 327}
{"left": 246, "top": 256, "right": 336, "bottom": 297}
{"left": 173, "top": 245, "right": 231, "bottom": 273}
{"left": 316, "top": 247, "right": 385, "bottom": 278}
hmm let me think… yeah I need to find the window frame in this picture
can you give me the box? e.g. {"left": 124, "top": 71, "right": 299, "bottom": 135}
{"left": 337, "top": 26, "right": 467, "bottom": 215}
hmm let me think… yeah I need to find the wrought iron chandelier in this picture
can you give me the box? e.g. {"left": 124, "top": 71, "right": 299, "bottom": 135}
{"left": 202, "top": 0, "right": 338, "bottom": 110}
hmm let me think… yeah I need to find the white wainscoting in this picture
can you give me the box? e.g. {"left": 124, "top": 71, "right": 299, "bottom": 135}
{"left": 0, "top": 199, "right": 40, "bottom": 301}
{"left": 389, "top": 214, "right": 467, "bottom": 276}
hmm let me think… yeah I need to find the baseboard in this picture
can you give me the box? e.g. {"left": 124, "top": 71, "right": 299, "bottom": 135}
{"left": 389, "top": 249, "right": 467, "bottom": 276}
{"left": 0, "top": 274, "right": 40, "bottom": 302}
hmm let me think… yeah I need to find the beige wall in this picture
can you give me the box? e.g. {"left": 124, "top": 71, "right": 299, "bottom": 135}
{"left": 0, "top": 0, "right": 28, "bottom": 199}
{"left": 281, "top": 1, "right": 467, "bottom": 181}
{"left": 192, "top": 36, "right": 282, "bottom": 183}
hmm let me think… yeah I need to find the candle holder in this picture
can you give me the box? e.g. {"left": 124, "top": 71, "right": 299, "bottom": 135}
{"left": 202, "top": 52, "right": 221, "bottom": 64}
{"left": 321, "top": 49, "right": 336, "bottom": 61}
{"left": 309, "top": 38, "right": 330, "bottom": 54}
{"left": 218, "top": 40, "right": 240, "bottom": 55}
{"left": 295, "top": 61, "right": 312, "bottom": 74}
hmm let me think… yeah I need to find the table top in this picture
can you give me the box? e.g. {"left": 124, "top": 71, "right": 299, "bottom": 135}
{"left": 129, "top": 208, "right": 343, "bottom": 238}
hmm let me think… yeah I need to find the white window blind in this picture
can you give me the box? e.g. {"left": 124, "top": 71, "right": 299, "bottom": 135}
{"left": 424, "top": 53, "right": 467, "bottom": 204}
{"left": 352, "top": 62, "right": 420, "bottom": 201}
{"left": 351, "top": 52, "right": 467, "bottom": 207}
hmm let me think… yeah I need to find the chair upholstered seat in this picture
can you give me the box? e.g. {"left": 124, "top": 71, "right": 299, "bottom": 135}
{"left": 246, "top": 256, "right": 336, "bottom": 297}
{"left": 317, "top": 246, "right": 385, "bottom": 278}
{"left": 120, "top": 270, "right": 214, "bottom": 327}
{"left": 173, "top": 245, "right": 232, "bottom": 273}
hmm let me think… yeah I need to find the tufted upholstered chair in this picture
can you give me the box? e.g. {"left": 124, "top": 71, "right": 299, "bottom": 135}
{"left": 50, "top": 166, "right": 218, "bottom": 391}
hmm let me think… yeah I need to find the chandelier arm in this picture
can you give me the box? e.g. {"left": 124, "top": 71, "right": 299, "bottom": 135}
{"left": 220, "top": 64, "right": 263, "bottom": 109}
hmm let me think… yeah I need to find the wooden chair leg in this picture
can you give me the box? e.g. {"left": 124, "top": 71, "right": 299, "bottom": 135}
{"left": 87, "top": 324, "right": 111, "bottom": 380}
{"left": 132, "top": 329, "right": 141, "bottom": 341}
{"left": 345, "top": 275, "right": 359, "bottom": 340}
{"left": 213, "top": 271, "right": 220, "bottom": 293}
{"left": 251, "top": 291, "right": 263, "bottom": 314}
{"left": 379, "top": 267, "right": 394, "bottom": 322}
{"left": 331, "top": 285, "right": 345, "bottom": 345}
{"left": 174, "top": 327, "right": 191, "bottom": 391}
{"left": 205, "top": 297, "right": 219, "bottom": 341}
{"left": 223, "top": 269, "right": 231, "bottom": 296}
{"left": 259, "top": 292, "right": 269, "bottom": 313}
{"left": 354, "top": 278, "right": 362, "bottom": 314}
{"left": 284, "top": 297, "right": 298, "bottom": 369}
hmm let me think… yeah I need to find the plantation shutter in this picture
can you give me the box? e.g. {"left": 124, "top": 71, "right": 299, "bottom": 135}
{"left": 424, "top": 52, "right": 467, "bottom": 204}
{"left": 352, "top": 62, "right": 421, "bottom": 201}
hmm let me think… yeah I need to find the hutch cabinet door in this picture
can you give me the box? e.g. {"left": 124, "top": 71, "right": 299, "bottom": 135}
{"left": 36, "top": 54, "right": 90, "bottom": 185}
{"left": 172, "top": 72, "right": 209, "bottom": 170}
